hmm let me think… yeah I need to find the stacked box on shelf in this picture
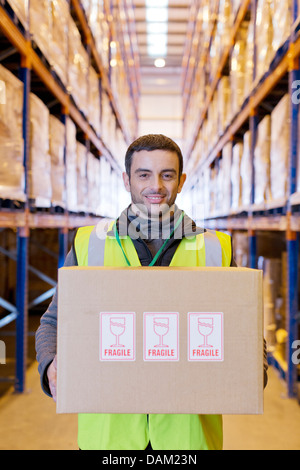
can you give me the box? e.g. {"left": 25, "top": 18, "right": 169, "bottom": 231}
{"left": 254, "top": 115, "right": 271, "bottom": 205}
{"left": 217, "top": 76, "right": 230, "bottom": 136}
{"left": 101, "top": 91, "right": 117, "bottom": 151}
{"left": 76, "top": 143, "right": 88, "bottom": 213}
{"left": 270, "top": 94, "right": 290, "bottom": 203}
{"left": 255, "top": 0, "right": 273, "bottom": 84}
{"left": 254, "top": 0, "right": 291, "bottom": 85}
{"left": 68, "top": 16, "right": 89, "bottom": 116}
{"left": 244, "top": 18, "right": 254, "bottom": 101}
{"left": 229, "top": 22, "right": 248, "bottom": 120}
{"left": 87, "top": 153, "right": 100, "bottom": 215}
{"left": 30, "top": 0, "right": 51, "bottom": 63}
{"left": 231, "top": 142, "right": 243, "bottom": 211}
{"left": 221, "top": 141, "right": 232, "bottom": 214}
{"left": 0, "top": 65, "right": 25, "bottom": 202}
{"left": 206, "top": 92, "right": 218, "bottom": 155}
{"left": 240, "top": 130, "right": 252, "bottom": 207}
{"left": 30, "top": 0, "right": 68, "bottom": 86}
{"left": 262, "top": 257, "right": 282, "bottom": 350}
{"left": 88, "top": 66, "right": 101, "bottom": 137}
{"left": 270, "top": 0, "right": 291, "bottom": 55}
{"left": 99, "top": 157, "right": 112, "bottom": 218}
{"left": 209, "top": 0, "right": 232, "bottom": 82}
{"left": 49, "top": 115, "right": 66, "bottom": 209}
{"left": 6, "top": 0, "right": 28, "bottom": 28}
{"left": 65, "top": 118, "right": 78, "bottom": 213}
{"left": 29, "top": 93, "right": 52, "bottom": 207}
{"left": 88, "top": 0, "right": 110, "bottom": 71}
{"left": 50, "top": 0, "right": 69, "bottom": 86}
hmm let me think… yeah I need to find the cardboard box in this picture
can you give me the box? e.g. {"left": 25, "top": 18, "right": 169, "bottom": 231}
{"left": 57, "top": 267, "right": 264, "bottom": 415}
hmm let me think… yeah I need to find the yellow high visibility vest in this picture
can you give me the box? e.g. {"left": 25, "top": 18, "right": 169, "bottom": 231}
{"left": 74, "top": 222, "right": 232, "bottom": 450}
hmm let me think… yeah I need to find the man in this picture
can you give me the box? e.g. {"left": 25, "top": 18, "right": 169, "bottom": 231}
{"left": 36, "top": 134, "right": 268, "bottom": 450}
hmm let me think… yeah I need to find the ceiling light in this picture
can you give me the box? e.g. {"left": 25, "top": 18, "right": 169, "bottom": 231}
{"left": 148, "top": 44, "right": 167, "bottom": 57}
{"left": 147, "top": 22, "right": 168, "bottom": 34}
{"left": 146, "top": 8, "right": 168, "bottom": 23}
{"left": 154, "top": 58, "right": 166, "bottom": 68}
{"left": 145, "top": 0, "right": 168, "bottom": 7}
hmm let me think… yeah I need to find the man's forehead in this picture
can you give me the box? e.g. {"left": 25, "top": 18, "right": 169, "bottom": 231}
{"left": 131, "top": 149, "right": 179, "bottom": 169}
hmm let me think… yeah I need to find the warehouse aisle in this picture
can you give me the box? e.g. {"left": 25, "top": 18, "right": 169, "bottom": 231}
{"left": 0, "top": 362, "right": 299, "bottom": 450}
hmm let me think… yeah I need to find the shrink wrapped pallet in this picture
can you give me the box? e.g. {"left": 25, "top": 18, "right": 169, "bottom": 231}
{"left": 216, "top": 0, "right": 233, "bottom": 54}
{"left": 240, "top": 131, "right": 252, "bottom": 207}
{"left": 7, "top": 0, "right": 28, "bottom": 28}
{"left": 270, "top": 0, "right": 291, "bottom": 54}
{"left": 230, "top": 24, "right": 248, "bottom": 119}
{"left": 49, "top": 115, "right": 66, "bottom": 208}
{"left": 68, "top": 18, "right": 89, "bottom": 116}
{"left": 65, "top": 118, "right": 78, "bottom": 213}
{"left": 254, "top": 115, "right": 271, "bottom": 205}
{"left": 76, "top": 143, "right": 88, "bottom": 213}
{"left": 0, "top": 65, "right": 25, "bottom": 201}
{"left": 262, "top": 258, "right": 282, "bottom": 348}
{"left": 203, "top": 165, "right": 211, "bottom": 220}
{"left": 217, "top": 76, "right": 230, "bottom": 136}
{"left": 29, "top": 93, "right": 52, "bottom": 207}
{"left": 30, "top": 0, "right": 51, "bottom": 63}
{"left": 88, "top": 67, "right": 101, "bottom": 137}
{"left": 221, "top": 142, "right": 232, "bottom": 213}
{"left": 88, "top": 0, "right": 110, "bottom": 71}
{"left": 244, "top": 19, "right": 254, "bottom": 100}
{"left": 231, "top": 142, "right": 243, "bottom": 210}
{"left": 270, "top": 94, "right": 290, "bottom": 202}
{"left": 99, "top": 157, "right": 112, "bottom": 217}
{"left": 87, "top": 153, "right": 100, "bottom": 215}
{"left": 50, "top": 0, "right": 69, "bottom": 86}
{"left": 255, "top": 0, "right": 274, "bottom": 84}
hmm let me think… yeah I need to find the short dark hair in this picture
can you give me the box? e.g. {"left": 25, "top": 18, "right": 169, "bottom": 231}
{"left": 125, "top": 134, "right": 184, "bottom": 179}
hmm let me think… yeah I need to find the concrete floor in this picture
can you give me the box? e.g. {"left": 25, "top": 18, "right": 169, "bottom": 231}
{"left": 0, "top": 362, "right": 299, "bottom": 450}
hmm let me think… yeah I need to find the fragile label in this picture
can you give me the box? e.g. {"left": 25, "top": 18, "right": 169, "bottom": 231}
{"left": 188, "top": 312, "right": 224, "bottom": 361}
{"left": 99, "top": 312, "right": 135, "bottom": 361}
{"left": 144, "top": 312, "right": 179, "bottom": 361}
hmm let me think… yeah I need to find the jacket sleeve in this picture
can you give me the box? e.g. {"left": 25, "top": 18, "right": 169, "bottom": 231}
{"left": 35, "top": 245, "right": 78, "bottom": 397}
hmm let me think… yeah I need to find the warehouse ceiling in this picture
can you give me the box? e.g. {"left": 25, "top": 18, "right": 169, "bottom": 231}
{"left": 132, "top": 0, "right": 192, "bottom": 94}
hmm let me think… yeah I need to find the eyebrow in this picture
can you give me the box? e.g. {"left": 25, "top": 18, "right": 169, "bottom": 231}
{"left": 135, "top": 168, "right": 177, "bottom": 174}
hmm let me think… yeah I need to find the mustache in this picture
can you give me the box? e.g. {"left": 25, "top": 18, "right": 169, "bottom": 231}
{"left": 143, "top": 191, "right": 167, "bottom": 197}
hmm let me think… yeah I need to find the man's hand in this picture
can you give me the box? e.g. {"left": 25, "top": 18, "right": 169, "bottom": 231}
{"left": 47, "top": 355, "right": 57, "bottom": 402}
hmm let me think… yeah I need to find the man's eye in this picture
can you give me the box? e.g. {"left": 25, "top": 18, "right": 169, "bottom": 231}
{"left": 163, "top": 174, "right": 173, "bottom": 179}
{"left": 139, "top": 173, "right": 149, "bottom": 179}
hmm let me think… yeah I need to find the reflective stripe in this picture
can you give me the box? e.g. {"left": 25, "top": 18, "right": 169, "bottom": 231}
{"left": 203, "top": 230, "right": 223, "bottom": 267}
{"left": 85, "top": 227, "right": 225, "bottom": 268}
{"left": 88, "top": 226, "right": 106, "bottom": 266}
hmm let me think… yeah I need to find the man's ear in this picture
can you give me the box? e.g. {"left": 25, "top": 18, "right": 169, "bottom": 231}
{"left": 122, "top": 172, "right": 131, "bottom": 193}
{"left": 177, "top": 173, "right": 187, "bottom": 194}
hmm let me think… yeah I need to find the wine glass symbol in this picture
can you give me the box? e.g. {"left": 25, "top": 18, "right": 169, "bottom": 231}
{"left": 198, "top": 317, "right": 214, "bottom": 347}
{"left": 110, "top": 317, "right": 126, "bottom": 347}
{"left": 153, "top": 317, "right": 169, "bottom": 348}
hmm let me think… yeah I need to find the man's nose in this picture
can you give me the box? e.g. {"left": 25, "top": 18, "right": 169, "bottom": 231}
{"left": 151, "top": 175, "right": 164, "bottom": 191}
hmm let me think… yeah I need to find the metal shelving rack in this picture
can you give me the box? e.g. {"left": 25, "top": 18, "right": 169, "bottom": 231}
{"left": 182, "top": 0, "right": 300, "bottom": 399}
{"left": 0, "top": 0, "right": 139, "bottom": 393}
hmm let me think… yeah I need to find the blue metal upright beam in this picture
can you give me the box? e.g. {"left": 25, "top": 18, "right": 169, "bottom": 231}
{"left": 286, "top": 25, "right": 300, "bottom": 396}
{"left": 15, "top": 227, "right": 28, "bottom": 393}
{"left": 15, "top": 59, "right": 30, "bottom": 393}
{"left": 248, "top": 108, "right": 259, "bottom": 269}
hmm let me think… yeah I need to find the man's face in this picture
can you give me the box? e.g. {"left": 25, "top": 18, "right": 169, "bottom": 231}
{"left": 122, "top": 149, "right": 186, "bottom": 216}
